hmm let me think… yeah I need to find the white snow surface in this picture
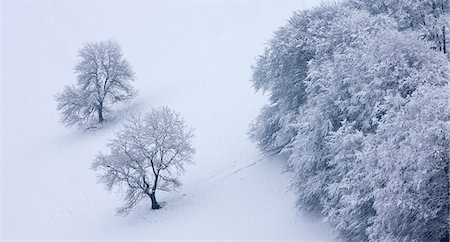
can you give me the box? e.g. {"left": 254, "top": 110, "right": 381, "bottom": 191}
{"left": 2, "top": 0, "right": 332, "bottom": 240}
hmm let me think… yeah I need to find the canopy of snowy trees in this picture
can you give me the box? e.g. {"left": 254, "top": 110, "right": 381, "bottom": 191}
{"left": 249, "top": 0, "right": 449, "bottom": 241}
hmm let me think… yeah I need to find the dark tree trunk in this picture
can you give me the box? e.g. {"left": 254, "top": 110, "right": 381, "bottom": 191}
{"left": 149, "top": 192, "right": 161, "bottom": 209}
{"left": 98, "top": 103, "right": 104, "bottom": 123}
{"left": 147, "top": 173, "right": 161, "bottom": 209}
{"left": 443, "top": 26, "right": 447, "bottom": 54}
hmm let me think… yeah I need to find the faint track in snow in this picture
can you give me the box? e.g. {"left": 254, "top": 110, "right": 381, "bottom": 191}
{"left": 184, "top": 151, "right": 279, "bottom": 196}
{"left": 232, "top": 161, "right": 257, "bottom": 175}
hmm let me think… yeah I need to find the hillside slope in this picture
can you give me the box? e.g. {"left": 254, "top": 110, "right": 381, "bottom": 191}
{"left": 2, "top": 0, "right": 331, "bottom": 240}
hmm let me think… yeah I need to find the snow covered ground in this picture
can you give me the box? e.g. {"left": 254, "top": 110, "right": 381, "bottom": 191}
{"left": 2, "top": 0, "right": 332, "bottom": 240}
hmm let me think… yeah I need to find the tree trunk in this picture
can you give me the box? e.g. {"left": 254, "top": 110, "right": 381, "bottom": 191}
{"left": 98, "top": 103, "right": 104, "bottom": 123}
{"left": 149, "top": 192, "right": 161, "bottom": 209}
{"left": 443, "top": 26, "right": 446, "bottom": 54}
{"left": 147, "top": 173, "right": 161, "bottom": 209}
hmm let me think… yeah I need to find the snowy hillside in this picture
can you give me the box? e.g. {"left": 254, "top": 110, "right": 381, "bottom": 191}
{"left": 2, "top": 0, "right": 332, "bottom": 240}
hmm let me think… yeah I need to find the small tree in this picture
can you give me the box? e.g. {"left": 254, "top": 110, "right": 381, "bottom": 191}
{"left": 56, "top": 39, "right": 136, "bottom": 127}
{"left": 92, "top": 107, "right": 195, "bottom": 214}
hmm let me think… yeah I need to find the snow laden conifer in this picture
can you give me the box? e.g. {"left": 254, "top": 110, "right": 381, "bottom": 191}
{"left": 56, "top": 40, "right": 136, "bottom": 127}
{"left": 92, "top": 107, "right": 194, "bottom": 214}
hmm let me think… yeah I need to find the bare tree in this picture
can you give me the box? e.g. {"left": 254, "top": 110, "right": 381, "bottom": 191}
{"left": 92, "top": 107, "right": 195, "bottom": 215}
{"left": 56, "top": 39, "right": 136, "bottom": 127}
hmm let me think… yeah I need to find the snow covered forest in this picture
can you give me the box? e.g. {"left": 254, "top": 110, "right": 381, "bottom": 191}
{"left": 250, "top": 0, "right": 450, "bottom": 241}
{"left": 2, "top": 0, "right": 450, "bottom": 241}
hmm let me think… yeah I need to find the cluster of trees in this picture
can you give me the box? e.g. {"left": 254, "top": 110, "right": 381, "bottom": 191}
{"left": 250, "top": 0, "right": 449, "bottom": 241}
{"left": 56, "top": 40, "right": 194, "bottom": 214}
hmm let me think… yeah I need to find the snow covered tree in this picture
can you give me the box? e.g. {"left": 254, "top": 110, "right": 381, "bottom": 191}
{"left": 249, "top": 4, "right": 346, "bottom": 154}
{"left": 322, "top": 123, "right": 374, "bottom": 242}
{"left": 365, "top": 85, "right": 449, "bottom": 241}
{"left": 92, "top": 107, "right": 194, "bottom": 214}
{"left": 56, "top": 39, "right": 136, "bottom": 127}
{"left": 346, "top": 0, "right": 450, "bottom": 56}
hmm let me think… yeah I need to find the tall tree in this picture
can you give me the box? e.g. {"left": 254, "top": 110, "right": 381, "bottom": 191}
{"left": 56, "top": 39, "right": 136, "bottom": 127}
{"left": 92, "top": 107, "right": 195, "bottom": 214}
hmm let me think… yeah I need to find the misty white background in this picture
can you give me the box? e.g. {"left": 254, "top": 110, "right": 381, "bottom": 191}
{"left": 2, "top": 0, "right": 332, "bottom": 240}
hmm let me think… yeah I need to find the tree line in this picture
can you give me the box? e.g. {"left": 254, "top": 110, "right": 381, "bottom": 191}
{"left": 250, "top": 0, "right": 449, "bottom": 241}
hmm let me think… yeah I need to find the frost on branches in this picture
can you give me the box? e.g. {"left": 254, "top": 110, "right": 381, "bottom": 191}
{"left": 56, "top": 39, "right": 136, "bottom": 127}
{"left": 249, "top": 0, "right": 449, "bottom": 241}
{"left": 92, "top": 107, "right": 194, "bottom": 215}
